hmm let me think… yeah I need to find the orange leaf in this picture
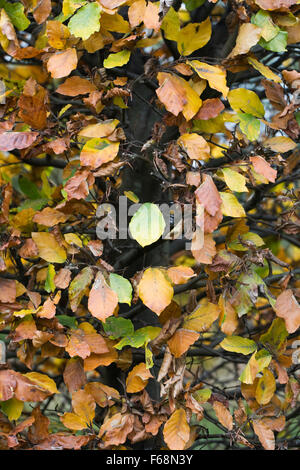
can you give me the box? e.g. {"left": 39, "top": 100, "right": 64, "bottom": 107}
{"left": 250, "top": 156, "right": 277, "bottom": 183}
{"left": 274, "top": 289, "right": 300, "bottom": 333}
{"left": 167, "top": 266, "right": 195, "bottom": 285}
{"left": 167, "top": 329, "right": 199, "bottom": 358}
{"left": 138, "top": 268, "right": 174, "bottom": 315}
{"left": 126, "top": 363, "right": 153, "bottom": 393}
{"left": 88, "top": 271, "right": 118, "bottom": 322}
{"left": 213, "top": 401, "right": 233, "bottom": 430}
{"left": 56, "top": 76, "right": 97, "bottom": 96}
{"left": 252, "top": 420, "right": 275, "bottom": 450}
{"left": 47, "top": 49, "right": 78, "bottom": 79}
{"left": 163, "top": 409, "right": 190, "bottom": 450}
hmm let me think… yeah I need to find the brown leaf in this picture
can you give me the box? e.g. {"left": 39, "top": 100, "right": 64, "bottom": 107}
{"left": 56, "top": 76, "right": 97, "bottom": 96}
{"left": 64, "top": 169, "right": 95, "bottom": 201}
{"left": 84, "top": 382, "right": 120, "bottom": 408}
{"left": 63, "top": 358, "right": 87, "bottom": 393}
{"left": 0, "top": 132, "right": 38, "bottom": 152}
{"left": 0, "top": 279, "right": 16, "bottom": 303}
{"left": 192, "top": 233, "right": 216, "bottom": 264}
{"left": 33, "top": 0, "right": 51, "bottom": 24}
{"left": 33, "top": 207, "right": 68, "bottom": 226}
{"left": 99, "top": 412, "right": 134, "bottom": 447}
{"left": 47, "top": 49, "right": 78, "bottom": 79}
{"left": 274, "top": 289, "right": 300, "bottom": 333}
{"left": 195, "top": 98, "right": 225, "bottom": 120}
{"left": 27, "top": 406, "right": 49, "bottom": 445}
{"left": 213, "top": 401, "right": 233, "bottom": 430}
{"left": 167, "top": 266, "right": 195, "bottom": 285}
{"left": 252, "top": 419, "right": 275, "bottom": 450}
{"left": 54, "top": 268, "right": 71, "bottom": 289}
{"left": 195, "top": 175, "right": 222, "bottom": 217}
{"left": 18, "top": 78, "right": 49, "bottom": 130}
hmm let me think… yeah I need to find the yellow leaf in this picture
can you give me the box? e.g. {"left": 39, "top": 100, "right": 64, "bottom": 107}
{"left": 80, "top": 138, "right": 120, "bottom": 169}
{"left": 103, "top": 50, "right": 131, "bottom": 69}
{"left": 247, "top": 57, "right": 281, "bottom": 83}
{"left": 228, "top": 88, "right": 264, "bottom": 117}
{"left": 263, "top": 136, "right": 297, "bottom": 153}
{"left": 60, "top": 412, "right": 87, "bottom": 430}
{"left": 255, "top": 368, "right": 276, "bottom": 405}
{"left": 183, "top": 302, "right": 220, "bottom": 332}
{"left": 25, "top": 372, "right": 59, "bottom": 394}
{"left": 177, "top": 17, "right": 211, "bottom": 56}
{"left": 32, "top": 232, "right": 67, "bottom": 264}
{"left": 222, "top": 168, "right": 248, "bottom": 192}
{"left": 138, "top": 268, "right": 174, "bottom": 315}
{"left": 163, "top": 408, "right": 190, "bottom": 450}
{"left": 1, "top": 398, "right": 23, "bottom": 421}
{"left": 220, "top": 336, "right": 257, "bottom": 355}
{"left": 188, "top": 60, "right": 229, "bottom": 98}
{"left": 220, "top": 192, "right": 246, "bottom": 218}
{"left": 178, "top": 133, "right": 210, "bottom": 160}
{"left": 156, "top": 72, "right": 202, "bottom": 121}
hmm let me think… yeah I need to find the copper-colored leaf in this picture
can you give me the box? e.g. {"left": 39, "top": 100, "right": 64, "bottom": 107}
{"left": 163, "top": 408, "right": 190, "bottom": 450}
{"left": 213, "top": 401, "right": 233, "bottom": 430}
{"left": 126, "top": 363, "right": 153, "bottom": 393}
{"left": 274, "top": 289, "right": 300, "bottom": 333}
{"left": 138, "top": 268, "right": 174, "bottom": 315}
{"left": 167, "top": 329, "right": 199, "bottom": 358}
{"left": 88, "top": 271, "right": 118, "bottom": 322}
{"left": 47, "top": 49, "right": 78, "bottom": 79}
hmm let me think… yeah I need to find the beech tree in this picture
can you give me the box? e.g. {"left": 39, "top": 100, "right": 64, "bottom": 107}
{"left": 0, "top": 0, "right": 299, "bottom": 451}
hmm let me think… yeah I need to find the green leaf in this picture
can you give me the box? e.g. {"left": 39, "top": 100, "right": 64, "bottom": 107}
{"left": 18, "top": 176, "right": 41, "bottom": 200}
{"left": 220, "top": 335, "right": 257, "bottom": 355}
{"left": 259, "top": 31, "right": 287, "bottom": 52}
{"left": 129, "top": 203, "right": 166, "bottom": 247}
{"left": 237, "top": 112, "right": 261, "bottom": 141}
{"left": 103, "top": 50, "right": 131, "bottom": 69}
{"left": 229, "top": 232, "right": 265, "bottom": 251}
{"left": 114, "top": 331, "right": 148, "bottom": 350}
{"left": 45, "top": 264, "right": 56, "bottom": 293}
{"left": 260, "top": 318, "right": 288, "bottom": 352}
{"left": 57, "top": 315, "right": 78, "bottom": 329}
{"left": 193, "top": 388, "right": 212, "bottom": 403}
{"left": 68, "top": 2, "right": 101, "bottom": 40}
{"left": 184, "top": 0, "right": 206, "bottom": 11}
{"left": 1, "top": 398, "right": 23, "bottom": 421}
{"left": 251, "top": 10, "right": 279, "bottom": 42}
{"left": 1, "top": 1, "right": 30, "bottom": 30}
{"left": 109, "top": 273, "right": 132, "bottom": 306}
{"left": 103, "top": 317, "right": 134, "bottom": 339}
{"left": 114, "top": 326, "right": 161, "bottom": 350}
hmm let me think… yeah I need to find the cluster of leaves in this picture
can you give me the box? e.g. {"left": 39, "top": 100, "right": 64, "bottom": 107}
{"left": 0, "top": 0, "right": 299, "bottom": 451}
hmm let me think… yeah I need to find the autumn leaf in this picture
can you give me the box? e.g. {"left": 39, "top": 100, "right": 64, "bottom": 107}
{"left": 47, "top": 49, "right": 78, "bottom": 79}
{"left": 274, "top": 289, "right": 300, "bottom": 333}
{"left": 138, "top": 268, "right": 174, "bottom": 315}
{"left": 167, "top": 329, "right": 199, "bottom": 358}
{"left": 163, "top": 409, "right": 190, "bottom": 450}
{"left": 212, "top": 401, "right": 233, "bottom": 431}
{"left": 126, "top": 363, "right": 153, "bottom": 393}
{"left": 88, "top": 271, "right": 118, "bottom": 322}
{"left": 32, "top": 232, "right": 67, "bottom": 263}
